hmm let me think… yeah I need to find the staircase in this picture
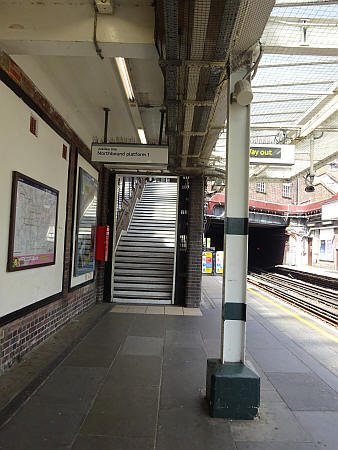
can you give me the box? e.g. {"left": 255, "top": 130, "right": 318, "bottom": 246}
{"left": 113, "top": 182, "right": 177, "bottom": 304}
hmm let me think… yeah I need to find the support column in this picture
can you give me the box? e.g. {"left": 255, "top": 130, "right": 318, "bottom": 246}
{"left": 206, "top": 68, "right": 260, "bottom": 419}
{"left": 185, "top": 176, "right": 204, "bottom": 308}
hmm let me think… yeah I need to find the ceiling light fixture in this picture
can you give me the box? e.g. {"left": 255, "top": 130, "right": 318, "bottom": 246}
{"left": 116, "top": 57, "right": 135, "bottom": 102}
{"left": 138, "top": 129, "right": 147, "bottom": 144}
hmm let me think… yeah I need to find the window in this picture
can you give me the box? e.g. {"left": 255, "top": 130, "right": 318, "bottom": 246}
{"left": 282, "top": 183, "right": 291, "bottom": 198}
{"left": 29, "top": 115, "right": 38, "bottom": 136}
{"left": 256, "top": 182, "right": 266, "bottom": 193}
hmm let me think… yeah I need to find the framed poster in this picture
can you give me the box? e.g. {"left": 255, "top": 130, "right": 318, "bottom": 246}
{"left": 7, "top": 172, "right": 59, "bottom": 271}
{"left": 74, "top": 167, "right": 98, "bottom": 276}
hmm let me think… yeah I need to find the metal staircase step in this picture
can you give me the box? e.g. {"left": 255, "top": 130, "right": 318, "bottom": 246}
{"left": 116, "top": 251, "right": 174, "bottom": 258}
{"left": 120, "top": 236, "right": 175, "bottom": 243}
{"left": 114, "top": 268, "right": 173, "bottom": 276}
{"left": 117, "top": 245, "right": 174, "bottom": 253}
{"left": 114, "top": 283, "right": 172, "bottom": 291}
{"left": 113, "top": 290, "right": 172, "bottom": 299}
{"left": 115, "top": 257, "right": 174, "bottom": 264}
{"left": 126, "top": 231, "right": 175, "bottom": 236}
{"left": 113, "top": 298, "right": 171, "bottom": 305}
{"left": 119, "top": 241, "right": 175, "bottom": 248}
{"left": 114, "top": 276, "right": 173, "bottom": 283}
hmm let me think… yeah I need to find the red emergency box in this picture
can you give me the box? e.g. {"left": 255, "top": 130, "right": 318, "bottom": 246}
{"left": 95, "top": 226, "right": 109, "bottom": 261}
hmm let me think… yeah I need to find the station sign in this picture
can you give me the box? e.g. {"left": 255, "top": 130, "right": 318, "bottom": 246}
{"left": 91, "top": 143, "right": 168, "bottom": 169}
{"left": 215, "top": 251, "right": 224, "bottom": 274}
{"left": 249, "top": 144, "right": 295, "bottom": 165}
{"left": 202, "top": 251, "right": 213, "bottom": 274}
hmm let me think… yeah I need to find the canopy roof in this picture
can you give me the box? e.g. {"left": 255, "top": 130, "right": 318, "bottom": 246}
{"left": 212, "top": 0, "right": 338, "bottom": 181}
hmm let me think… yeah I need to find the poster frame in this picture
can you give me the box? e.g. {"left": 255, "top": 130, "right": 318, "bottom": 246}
{"left": 7, "top": 171, "right": 59, "bottom": 272}
{"left": 73, "top": 166, "right": 98, "bottom": 277}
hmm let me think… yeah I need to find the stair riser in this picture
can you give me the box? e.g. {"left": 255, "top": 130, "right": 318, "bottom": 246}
{"left": 115, "top": 276, "right": 173, "bottom": 283}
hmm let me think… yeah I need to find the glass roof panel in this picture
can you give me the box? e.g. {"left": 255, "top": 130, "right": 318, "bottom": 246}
{"left": 212, "top": 0, "right": 338, "bottom": 173}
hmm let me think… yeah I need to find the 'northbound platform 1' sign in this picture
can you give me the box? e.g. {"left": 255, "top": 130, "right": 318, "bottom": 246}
{"left": 91, "top": 143, "right": 168, "bottom": 169}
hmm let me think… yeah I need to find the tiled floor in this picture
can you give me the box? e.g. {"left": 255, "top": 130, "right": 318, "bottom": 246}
{"left": 110, "top": 305, "right": 203, "bottom": 316}
{"left": 0, "top": 277, "right": 337, "bottom": 449}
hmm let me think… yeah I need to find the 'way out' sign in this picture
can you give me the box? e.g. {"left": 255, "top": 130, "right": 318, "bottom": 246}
{"left": 249, "top": 144, "right": 295, "bottom": 165}
{"left": 91, "top": 143, "right": 168, "bottom": 169}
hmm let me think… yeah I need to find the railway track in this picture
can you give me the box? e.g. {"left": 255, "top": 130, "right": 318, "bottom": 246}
{"left": 248, "top": 270, "right": 338, "bottom": 327}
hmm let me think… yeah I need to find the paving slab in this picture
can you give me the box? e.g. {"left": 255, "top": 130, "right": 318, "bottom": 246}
{"left": 165, "top": 329, "right": 204, "bottom": 348}
{"left": 294, "top": 411, "right": 338, "bottom": 450}
{"left": 103, "top": 355, "right": 162, "bottom": 388}
{"left": 80, "top": 385, "right": 159, "bottom": 438}
{"left": 249, "top": 347, "right": 311, "bottom": 373}
{"left": 0, "top": 400, "right": 86, "bottom": 449}
{"left": 230, "top": 402, "right": 312, "bottom": 443}
{"left": 120, "top": 336, "right": 164, "bottom": 357}
{"left": 164, "top": 315, "right": 201, "bottom": 332}
{"left": 129, "top": 314, "right": 165, "bottom": 337}
{"left": 64, "top": 341, "right": 121, "bottom": 367}
{"left": 267, "top": 372, "right": 338, "bottom": 411}
{"left": 235, "top": 443, "right": 318, "bottom": 450}
{"left": 157, "top": 405, "right": 237, "bottom": 450}
{"left": 163, "top": 345, "right": 206, "bottom": 364}
{"left": 72, "top": 435, "right": 154, "bottom": 450}
{"left": 34, "top": 366, "right": 107, "bottom": 405}
{"left": 160, "top": 359, "right": 206, "bottom": 409}
{"left": 146, "top": 306, "right": 165, "bottom": 314}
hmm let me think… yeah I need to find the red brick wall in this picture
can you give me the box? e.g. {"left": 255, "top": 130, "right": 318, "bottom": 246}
{"left": 249, "top": 163, "right": 336, "bottom": 206}
{"left": 249, "top": 181, "right": 296, "bottom": 204}
{"left": 0, "top": 285, "right": 95, "bottom": 372}
{"left": 297, "top": 176, "right": 334, "bottom": 205}
{"left": 0, "top": 52, "right": 110, "bottom": 372}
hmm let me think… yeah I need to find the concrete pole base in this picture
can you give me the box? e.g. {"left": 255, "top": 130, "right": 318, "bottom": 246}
{"left": 206, "top": 359, "right": 260, "bottom": 419}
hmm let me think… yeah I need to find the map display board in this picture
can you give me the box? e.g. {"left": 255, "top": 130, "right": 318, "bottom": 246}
{"left": 7, "top": 172, "right": 58, "bottom": 271}
{"left": 74, "top": 168, "right": 98, "bottom": 276}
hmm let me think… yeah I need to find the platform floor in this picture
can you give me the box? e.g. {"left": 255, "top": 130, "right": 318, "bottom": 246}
{"left": 276, "top": 264, "right": 338, "bottom": 279}
{"left": 0, "top": 276, "right": 337, "bottom": 450}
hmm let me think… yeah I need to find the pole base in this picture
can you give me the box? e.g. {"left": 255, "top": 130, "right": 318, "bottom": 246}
{"left": 206, "top": 359, "right": 260, "bottom": 420}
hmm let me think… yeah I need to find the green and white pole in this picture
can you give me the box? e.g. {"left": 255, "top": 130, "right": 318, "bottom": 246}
{"left": 206, "top": 67, "right": 260, "bottom": 419}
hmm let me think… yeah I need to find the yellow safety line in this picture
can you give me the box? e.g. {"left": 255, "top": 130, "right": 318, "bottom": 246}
{"left": 247, "top": 287, "right": 338, "bottom": 344}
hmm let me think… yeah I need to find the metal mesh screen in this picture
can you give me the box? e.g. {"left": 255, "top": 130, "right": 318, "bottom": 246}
{"left": 211, "top": 0, "right": 338, "bottom": 175}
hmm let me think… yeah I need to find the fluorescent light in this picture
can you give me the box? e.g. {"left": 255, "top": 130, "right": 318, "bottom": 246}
{"left": 138, "top": 128, "right": 147, "bottom": 144}
{"left": 116, "top": 57, "right": 135, "bottom": 102}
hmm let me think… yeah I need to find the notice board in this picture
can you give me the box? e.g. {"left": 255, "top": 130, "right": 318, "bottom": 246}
{"left": 7, "top": 172, "right": 58, "bottom": 271}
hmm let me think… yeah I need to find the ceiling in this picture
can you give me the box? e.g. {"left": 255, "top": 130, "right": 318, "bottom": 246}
{"left": 1, "top": 0, "right": 337, "bottom": 180}
{"left": 212, "top": 0, "right": 338, "bottom": 181}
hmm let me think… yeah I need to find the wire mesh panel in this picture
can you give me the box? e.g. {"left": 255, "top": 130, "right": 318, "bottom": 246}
{"left": 211, "top": 0, "right": 338, "bottom": 175}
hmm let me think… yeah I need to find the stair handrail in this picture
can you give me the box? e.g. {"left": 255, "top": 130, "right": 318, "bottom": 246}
{"left": 115, "top": 178, "right": 146, "bottom": 245}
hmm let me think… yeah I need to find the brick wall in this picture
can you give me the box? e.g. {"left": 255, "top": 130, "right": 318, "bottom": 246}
{"left": 0, "top": 52, "right": 109, "bottom": 372}
{"left": 249, "top": 163, "right": 336, "bottom": 206}
{"left": 185, "top": 176, "right": 204, "bottom": 308}
{"left": 297, "top": 175, "right": 334, "bottom": 204}
{"left": 249, "top": 181, "right": 296, "bottom": 204}
{"left": 0, "top": 285, "right": 95, "bottom": 372}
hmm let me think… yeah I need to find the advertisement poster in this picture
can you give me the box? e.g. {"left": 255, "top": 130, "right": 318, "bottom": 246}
{"left": 216, "top": 251, "right": 224, "bottom": 274}
{"left": 202, "top": 251, "right": 213, "bottom": 274}
{"left": 7, "top": 172, "right": 58, "bottom": 271}
{"left": 74, "top": 168, "right": 98, "bottom": 276}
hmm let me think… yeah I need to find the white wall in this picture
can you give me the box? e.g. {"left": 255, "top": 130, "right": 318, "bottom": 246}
{"left": 70, "top": 154, "right": 98, "bottom": 289}
{"left": 0, "top": 81, "right": 69, "bottom": 318}
{"left": 322, "top": 200, "right": 338, "bottom": 220}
